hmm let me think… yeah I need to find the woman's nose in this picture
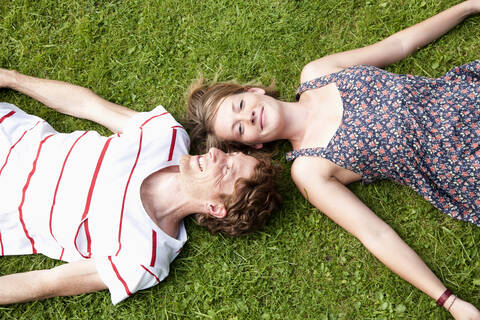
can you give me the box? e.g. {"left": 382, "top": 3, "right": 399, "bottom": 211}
{"left": 238, "top": 109, "right": 255, "bottom": 124}
{"left": 239, "top": 110, "right": 255, "bottom": 125}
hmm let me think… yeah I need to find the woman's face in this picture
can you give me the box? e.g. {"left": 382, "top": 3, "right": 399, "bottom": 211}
{"left": 212, "top": 88, "right": 281, "bottom": 147}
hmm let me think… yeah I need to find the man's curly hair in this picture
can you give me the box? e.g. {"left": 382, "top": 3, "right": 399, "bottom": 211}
{"left": 195, "top": 153, "right": 281, "bottom": 236}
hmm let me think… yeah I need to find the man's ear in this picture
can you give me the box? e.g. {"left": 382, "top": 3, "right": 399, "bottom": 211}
{"left": 249, "top": 143, "right": 263, "bottom": 149}
{"left": 247, "top": 87, "right": 266, "bottom": 95}
{"left": 206, "top": 201, "right": 227, "bottom": 219}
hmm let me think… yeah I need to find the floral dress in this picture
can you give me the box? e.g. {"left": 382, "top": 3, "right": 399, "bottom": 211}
{"left": 286, "top": 61, "right": 480, "bottom": 226}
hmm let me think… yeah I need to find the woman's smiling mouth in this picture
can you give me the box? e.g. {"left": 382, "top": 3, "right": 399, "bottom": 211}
{"left": 260, "top": 107, "right": 264, "bottom": 130}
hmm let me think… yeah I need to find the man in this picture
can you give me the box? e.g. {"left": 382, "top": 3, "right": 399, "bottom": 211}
{"left": 0, "top": 69, "right": 280, "bottom": 304}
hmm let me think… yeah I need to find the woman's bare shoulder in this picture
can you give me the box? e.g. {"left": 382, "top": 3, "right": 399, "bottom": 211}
{"left": 290, "top": 156, "right": 335, "bottom": 183}
{"left": 300, "top": 58, "right": 344, "bottom": 83}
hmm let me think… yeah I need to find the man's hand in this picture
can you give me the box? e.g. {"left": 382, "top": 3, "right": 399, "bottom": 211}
{"left": 0, "top": 69, "right": 137, "bottom": 133}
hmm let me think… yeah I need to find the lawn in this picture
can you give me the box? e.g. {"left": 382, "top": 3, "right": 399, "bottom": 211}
{"left": 0, "top": 0, "right": 479, "bottom": 319}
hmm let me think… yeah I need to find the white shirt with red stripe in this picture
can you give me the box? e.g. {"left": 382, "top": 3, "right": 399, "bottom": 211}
{"left": 0, "top": 102, "right": 189, "bottom": 304}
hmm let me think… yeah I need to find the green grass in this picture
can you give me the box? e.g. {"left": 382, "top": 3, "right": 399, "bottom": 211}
{"left": 1, "top": 0, "right": 479, "bottom": 319}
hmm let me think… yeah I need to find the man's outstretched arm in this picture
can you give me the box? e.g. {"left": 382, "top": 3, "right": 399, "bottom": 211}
{"left": 0, "top": 259, "right": 106, "bottom": 304}
{"left": 0, "top": 68, "right": 137, "bottom": 133}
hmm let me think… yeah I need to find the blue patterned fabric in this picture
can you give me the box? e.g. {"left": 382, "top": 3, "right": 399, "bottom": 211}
{"left": 286, "top": 61, "right": 480, "bottom": 225}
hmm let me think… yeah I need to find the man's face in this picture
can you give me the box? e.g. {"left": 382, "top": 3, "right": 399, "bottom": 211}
{"left": 179, "top": 148, "right": 258, "bottom": 201}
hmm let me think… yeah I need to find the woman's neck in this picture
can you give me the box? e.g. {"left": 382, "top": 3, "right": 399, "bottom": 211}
{"left": 278, "top": 100, "right": 313, "bottom": 147}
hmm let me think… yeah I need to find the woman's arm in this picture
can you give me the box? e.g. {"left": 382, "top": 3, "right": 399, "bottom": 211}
{"left": 0, "top": 68, "right": 136, "bottom": 133}
{"left": 301, "top": 0, "right": 479, "bottom": 82}
{"left": 0, "top": 259, "right": 107, "bottom": 304}
{"left": 291, "top": 157, "right": 480, "bottom": 319}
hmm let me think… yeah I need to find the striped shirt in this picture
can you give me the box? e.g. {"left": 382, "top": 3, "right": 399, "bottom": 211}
{"left": 0, "top": 103, "right": 189, "bottom": 304}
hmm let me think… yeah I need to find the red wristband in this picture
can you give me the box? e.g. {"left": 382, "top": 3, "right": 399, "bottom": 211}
{"left": 436, "top": 289, "right": 452, "bottom": 306}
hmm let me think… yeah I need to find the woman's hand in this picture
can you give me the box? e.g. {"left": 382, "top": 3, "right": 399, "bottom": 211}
{"left": 0, "top": 68, "right": 17, "bottom": 88}
{"left": 469, "top": 0, "right": 480, "bottom": 11}
{"left": 449, "top": 298, "right": 480, "bottom": 320}
{"left": 301, "top": 1, "right": 476, "bottom": 82}
{"left": 466, "top": 0, "right": 480, "bottom": 13}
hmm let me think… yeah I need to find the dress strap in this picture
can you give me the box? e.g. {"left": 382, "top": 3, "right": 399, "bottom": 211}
{"left": 285, "top": 147, "right": 325, "bottom": 162}
{"left": 296, "top": 72, "right": 341, "bottom": 101}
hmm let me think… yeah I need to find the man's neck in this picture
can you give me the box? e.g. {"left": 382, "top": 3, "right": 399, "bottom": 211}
{"left": 140, "top": 166, "right": 199, "bottom": 238}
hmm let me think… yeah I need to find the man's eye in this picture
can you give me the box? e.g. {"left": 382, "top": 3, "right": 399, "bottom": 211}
{"left": 223, "top": 165, "right": 230, "bottom": 175}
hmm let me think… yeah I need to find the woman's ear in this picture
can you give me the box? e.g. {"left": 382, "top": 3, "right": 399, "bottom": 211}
{"left": 250, "top": 143, "right": 263, "bottom": 149}
{"left": 247, "top": 87, "right": 266, "bottom": 95}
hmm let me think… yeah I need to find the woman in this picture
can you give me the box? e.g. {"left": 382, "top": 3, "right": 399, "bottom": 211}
{"left": 187, "top": 1, "right": 480, "bottom": 318}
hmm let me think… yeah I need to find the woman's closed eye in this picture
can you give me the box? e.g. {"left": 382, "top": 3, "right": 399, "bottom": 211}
{"left": 239, "top": 99, "right": 244, "bottom": 111}
{"left": 238, "top": 123, "right": 244, "bottom": 135}
{"left": 232, "top": 122, "right": 243, "bottom": 136}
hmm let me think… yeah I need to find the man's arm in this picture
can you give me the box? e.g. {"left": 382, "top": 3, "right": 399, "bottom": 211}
{"left": 0, "top": 259, "right": 107, "bottom": 304}
{"left": 0, "top": 68, "right": 137, "bottom": 133}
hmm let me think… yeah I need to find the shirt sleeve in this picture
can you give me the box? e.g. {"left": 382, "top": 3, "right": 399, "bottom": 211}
{"left": 120, "top": 105, "right": 190, "bottom": 163}
{"left": 123, "top": 105, "right": 171, "bottom": 133}
{"left": 95, "top": 255, "right": 170, "bottom": 305}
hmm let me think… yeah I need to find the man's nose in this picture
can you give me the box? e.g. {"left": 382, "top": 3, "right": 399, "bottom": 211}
{"left": 208, "top": 147, "right": 226, "bottom": 163}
